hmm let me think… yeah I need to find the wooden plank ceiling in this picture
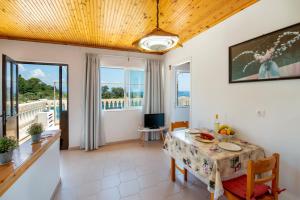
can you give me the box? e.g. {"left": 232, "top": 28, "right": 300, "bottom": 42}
{"left": 0, "top": 0, "right": 257, "bottom": 53}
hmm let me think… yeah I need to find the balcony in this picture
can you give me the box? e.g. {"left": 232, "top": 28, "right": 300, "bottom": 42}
{"left": 177, "top": 96, "right": 190, "bottom": 107}
{"left": 18, "top": 99, "right": 67, "bottom": 141}
{"left": 19, "top": 98, "right": 143, "bottom": 131}
{"left": 18, "top": 98, "right": 142, "bottom": 140}
{"left": 101, "top": 98, "right": 143, "bottom": 110}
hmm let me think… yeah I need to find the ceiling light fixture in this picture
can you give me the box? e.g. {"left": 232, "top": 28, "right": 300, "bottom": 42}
{"left": 132, "top": 0, "right": 180, "bottom": 52}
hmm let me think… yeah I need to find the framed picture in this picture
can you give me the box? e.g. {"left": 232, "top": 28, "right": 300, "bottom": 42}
{"left": 229, "top": 23, "right": 300, "bottom": 83}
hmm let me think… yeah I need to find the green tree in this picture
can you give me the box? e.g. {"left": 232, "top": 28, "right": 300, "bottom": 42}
{"left": 101, "top": 86, "right": 124, "bottom": 99}
{"left": 18, "top": 75, "right": 26, "bottom": 93}
{"left": 111, "top": 87, "right": 124, "bottom": 98}
{"left": 101, "top": 85, "right": 111, "bottom": 99}
{"left": 18, "top": 75, "right": 57, "bottom": 103}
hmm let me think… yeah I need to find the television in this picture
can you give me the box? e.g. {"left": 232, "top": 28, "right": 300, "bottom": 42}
{"left": 144, "top": 113, "right": 165, "bottom": 129}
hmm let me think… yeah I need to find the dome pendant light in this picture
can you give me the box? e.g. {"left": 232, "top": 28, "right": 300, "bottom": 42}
{"left": 132, "top": 0, "right": 180, "bottom": 52}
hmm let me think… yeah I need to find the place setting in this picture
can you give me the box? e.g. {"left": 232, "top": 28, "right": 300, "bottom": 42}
{"left": 185, "top": 124, "right": 243, "bottom": 153}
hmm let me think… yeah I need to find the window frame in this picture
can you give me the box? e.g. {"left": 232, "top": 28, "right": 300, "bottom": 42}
{"left": 175, "top": 70, "right": 191, "bottom": 108}
{"left": 100, "top": 66, "right": 144, "bottom": 111}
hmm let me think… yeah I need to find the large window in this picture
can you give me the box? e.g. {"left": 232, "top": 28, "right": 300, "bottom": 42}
{"left": 176, "top": 71, "right": 190, "bottom": 107}
{"left": 100, "top": 67, "right": 144, "bottom": 110}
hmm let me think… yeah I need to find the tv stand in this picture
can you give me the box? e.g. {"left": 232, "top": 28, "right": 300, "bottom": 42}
{"left": 137, "top": 127, "right": 166, "bottom": 146}
{"left": 149, "top": 127, "right": 159, "bottom": 129}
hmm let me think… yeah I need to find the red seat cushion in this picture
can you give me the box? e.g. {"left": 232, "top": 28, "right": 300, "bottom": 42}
{"left": 223, "top": 175, "right": 269, "bottom": 199}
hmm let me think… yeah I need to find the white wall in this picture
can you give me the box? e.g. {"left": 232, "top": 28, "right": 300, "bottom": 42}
{"left": 102, "top": 110, "right": 143, "bottom": 142}
{"left": 164, "top": 0, "right": 300, "bottom": 199}
{"left": 0, "top": 40, "right": 161, "bottom": 146}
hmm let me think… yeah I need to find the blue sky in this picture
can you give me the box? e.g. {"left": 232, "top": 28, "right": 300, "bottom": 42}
{"left": 19, "top": 64, "right": 189, "bottom": 92}
{"left": 19, "top": 64, "right": 67, "bottom": 92}
{"left": 100, "top": 67, "right": 144, "bottom": 84}
{"left": 101, "top": 67, "right": 190, "bottom": 92}
{"left": 177, "top": 72, "right": 190, "bottom": 91}
{"left": 100, "top": 67, "right": 124, "bottom": 84}
{"left": 19, "top": 64, "right": 60, "bottom": 85}
{"left": 100, "top": 67, "right": 145, "bottom": 93}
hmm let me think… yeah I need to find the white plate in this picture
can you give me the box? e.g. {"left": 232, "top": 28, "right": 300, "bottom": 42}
{"left": 195, "top": 138, "right": 214, "bottom": 143}
{"left": 187, "top": 129, "right": 201, "bottom": 134}
{"left": 217, "top": 142, "right": 242, "bottom": 152}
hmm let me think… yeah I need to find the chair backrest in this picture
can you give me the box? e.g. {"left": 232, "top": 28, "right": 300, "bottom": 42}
{"left": 170, "top": 121, "right": 189, "bottom": 131}
{"left": 246, "top": 153, "right": 280, "bottom": 200}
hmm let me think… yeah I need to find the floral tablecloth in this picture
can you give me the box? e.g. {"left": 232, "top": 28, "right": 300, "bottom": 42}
{"left": 163, "top": 129, "right": 265, "bottom": 199}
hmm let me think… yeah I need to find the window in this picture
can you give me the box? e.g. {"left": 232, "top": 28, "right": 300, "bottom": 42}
{"left": 176, "top": 71, "right": 190, "bottom": 107}
{"left": 100, "top": 67, "right": 144, "bottom": 110}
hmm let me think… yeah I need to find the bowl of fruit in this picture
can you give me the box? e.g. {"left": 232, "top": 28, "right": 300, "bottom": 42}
{"left": 217, "top": 125, "right": 235, "bottom": 141}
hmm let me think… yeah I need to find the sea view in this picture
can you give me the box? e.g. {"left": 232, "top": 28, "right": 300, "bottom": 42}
{"left": 178, "top": 91, "right": 190, "bottom": 97}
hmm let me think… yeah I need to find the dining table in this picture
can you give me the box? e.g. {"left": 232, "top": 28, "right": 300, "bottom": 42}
{"left": 163, "top": 128, "right": 265, "bottom": 199}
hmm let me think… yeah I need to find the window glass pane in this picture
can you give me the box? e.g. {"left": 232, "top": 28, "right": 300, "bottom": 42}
{"left": 129, "top": 84, "right": 144, "bottom": 108}
{"left": 130, "top": 70, "right": 144, "bottom": 85}
{"left": 62, "top": 66, "right": 68, "bottom": 111}
{"left": 176, "top": 72, "right": 190, "bottom": 107}
{"left": 100, "top": 67, "right": 125, "bottom": 110}
{"left": 12, "top": 63, "right": 17, "bottom": 115}
{"left": 100, "top": 67, "right": 144, "bottom": 110}
{"left": 128, "top": 70, "right": 144, "bottom": 109}
{"left": 6, "top": 61, "right": 11, "bottom": 116}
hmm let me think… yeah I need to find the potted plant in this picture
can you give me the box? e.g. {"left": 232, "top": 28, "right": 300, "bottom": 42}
{"left": 0, "top": 136, "right": 18, "bottom": 165}
{"left": 27, "top": 123, "right": 44, "bottom": 143}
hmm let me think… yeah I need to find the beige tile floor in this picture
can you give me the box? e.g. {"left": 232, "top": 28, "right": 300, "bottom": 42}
{"left": 54, "top": 141, "right": 221, "bottom": 200}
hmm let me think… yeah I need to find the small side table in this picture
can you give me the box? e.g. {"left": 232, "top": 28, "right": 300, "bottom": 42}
{"left": 137, "top": 127, "right": 167, "bottom": 146}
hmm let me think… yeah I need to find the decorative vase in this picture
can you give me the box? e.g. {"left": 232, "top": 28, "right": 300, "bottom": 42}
{"left": 258, "top": 60, "right": 280, "bottom": 79}
{"left": 31, "top": 133, "right": 42, "bottom": 143}
{"left": 0, "top": 151, "right": 14, "bottom": 165}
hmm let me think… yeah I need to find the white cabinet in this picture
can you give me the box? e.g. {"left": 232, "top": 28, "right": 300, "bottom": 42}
{"left": 37, "top": 111, "right": 54, "bottom": 129}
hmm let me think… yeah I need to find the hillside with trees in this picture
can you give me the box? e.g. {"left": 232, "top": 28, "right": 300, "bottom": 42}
{"left": 18, "top": 75, "right": 59, "bottom": 103}
{"left": 101, "top": 85, "right": 125, "bottom": 99}
{"left": 101, "top": 85, "right": 143, "bottom": 99}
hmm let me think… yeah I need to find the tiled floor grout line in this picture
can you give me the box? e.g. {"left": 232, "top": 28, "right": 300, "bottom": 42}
{"left": 55, "top": 141, "right": 216, "bottom": 200}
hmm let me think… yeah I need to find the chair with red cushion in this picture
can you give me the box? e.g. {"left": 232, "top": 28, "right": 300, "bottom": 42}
{"left": 222, "top": 153, "right": 282, "bottom": 200}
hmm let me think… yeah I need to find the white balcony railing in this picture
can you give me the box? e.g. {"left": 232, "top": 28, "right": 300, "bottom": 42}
{"left": 18, "top": 98, "right": 141, "bottom": 132}
{"left": 18, "top": 99, "right": 67, "bottom": 129}
{"left": 19, "top": 100, "right": 48, "bottom": 129}
{"left": 101, "top": 98, "right": 143, "bottom": 110}
{"left": 177, "top": 96, "right": 190, "bottom": 107}
{"left": 18, "top": 97, "right": 141, "bottom": 130}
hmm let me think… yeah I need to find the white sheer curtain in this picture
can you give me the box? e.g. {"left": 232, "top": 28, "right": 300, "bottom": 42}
{"left": 143, "top": 59, "right": 164, "bottom": 114}
{"left": 81, "top": 53, "right": 105, "bottom": 151}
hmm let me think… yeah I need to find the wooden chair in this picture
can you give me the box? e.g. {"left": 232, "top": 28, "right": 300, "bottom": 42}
{"left": 220, "top": 153, "right": 281, "bottom": 200}
{"left": 170, "top": 121, "right": 189, "bottom": 182}
{"left": 170, "top": 121, "right": 189, "bottom": 132}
